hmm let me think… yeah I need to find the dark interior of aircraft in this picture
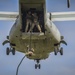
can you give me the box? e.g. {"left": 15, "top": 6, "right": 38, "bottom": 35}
{"left": 20, "top": 3, "right": 45, "bottom": 33}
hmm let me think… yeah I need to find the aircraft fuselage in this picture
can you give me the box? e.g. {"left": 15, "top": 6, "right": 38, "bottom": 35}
{"left": 9, "top": 0, "right": 61, "bottom": 60}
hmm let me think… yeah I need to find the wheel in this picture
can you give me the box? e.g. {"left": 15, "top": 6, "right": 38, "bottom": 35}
{"left": 60, "top": 47, "right": 63, "bottom": 55}
{"left": 38, "top": 64, "right": 41, "bottom": 69}
{"left": 54, "top": 49, "right": 57, "bottom": 55}
{"left": 6, "top": 47, "right": 10, "bottom": 55}
{"left": 12, "top": 48, "right": 15, "bottom": 55}
{"left": 35, "top": 64, "right": 37, "bottom": 69}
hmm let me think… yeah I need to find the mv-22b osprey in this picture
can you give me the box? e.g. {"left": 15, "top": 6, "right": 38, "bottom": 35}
{"left": 1, "top": 0, "right": 75, "bottom": 69}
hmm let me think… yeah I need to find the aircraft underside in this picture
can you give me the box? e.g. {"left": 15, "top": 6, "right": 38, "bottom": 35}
{"left": 3, "top": 30, "right": 65, "bottom": 69}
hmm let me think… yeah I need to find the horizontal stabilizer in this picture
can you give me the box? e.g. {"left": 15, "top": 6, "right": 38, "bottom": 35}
{"left": 0, "top": 12, "right": 18, "bottom": 20}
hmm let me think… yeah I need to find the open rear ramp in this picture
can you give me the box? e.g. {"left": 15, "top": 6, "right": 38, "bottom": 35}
{"left": 22, "top": 32, "right": 45, "bottom": 39}
{"left": 19, "top": 0, "right": 45, "bottom": 33}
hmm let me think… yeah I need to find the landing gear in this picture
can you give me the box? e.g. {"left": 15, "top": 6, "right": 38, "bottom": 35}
{"left": 35, "top": 64, "right": 41, "bottom": 69}
{"left": 6, "top": 47, "right": 15, "bottom": 55}
{"left": 54, "top": 49, "right": 57, "bottom": 55}
{"left": 35, "top": 60, "right": 41, "bottom": 69}
{"left": 12, "top": 48, "right": 15, "bottom": 55}
{"left": 60, "top": 47, "right": 63, "bottom": 55}
{"left": 54, "top": 46, "right": 63, "bottom": 55}
{"left": 6, "top": 47, "right": 10, "bottom": 55}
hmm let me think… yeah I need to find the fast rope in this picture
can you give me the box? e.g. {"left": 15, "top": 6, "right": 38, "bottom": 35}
{"left": 29, "top": 31, "right": 32, "bottom": 50}
{"left": 16, "top": 26, "right": 33, "bottom": 75}
{"left": 16, "top": 55, "right": 26, "bottom": 75}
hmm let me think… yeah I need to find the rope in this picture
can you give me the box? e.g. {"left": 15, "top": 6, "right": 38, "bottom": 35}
{"left": 29, "top": 31, "right": 32, "bottom": 50}
{"left": 16, "top": 55, "right": 26, "bottom": 75}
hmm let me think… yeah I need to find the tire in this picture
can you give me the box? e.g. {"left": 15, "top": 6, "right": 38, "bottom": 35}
{"left": 35, "top": 64, "right": 37, "bottom": 69}
{"left": 12, "top": 48, "right": 15, "bottom": 55}
{"left": 38, "top": 64, "right": 41, "bottom": 69}
{"left": 54, "top": 49, "right": 57, "bottom": 55}
{"left": 6, "top": 47, "right": 10, "bottom": 55}
{"left": 60, "top": 47, "right": 63, "bottom": 55}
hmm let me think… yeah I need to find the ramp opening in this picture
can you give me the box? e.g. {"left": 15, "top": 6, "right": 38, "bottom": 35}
{"left": 20, "top": 3, "right": 45, "bottom": 33}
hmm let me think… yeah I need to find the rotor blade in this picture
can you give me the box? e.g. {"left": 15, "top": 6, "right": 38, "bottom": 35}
{"left": 67, "top": 0, "right": 70, "bottom": 8}
{"left": 49, "top": 11, "right": 75, "bottom": 21}
{"left": 0, "top": 12, "right": 18, "bottom": 21}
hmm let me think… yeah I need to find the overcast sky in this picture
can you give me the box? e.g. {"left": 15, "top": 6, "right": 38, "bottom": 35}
{"left": 0, "top": 0, "right": 75, "bottom": 75}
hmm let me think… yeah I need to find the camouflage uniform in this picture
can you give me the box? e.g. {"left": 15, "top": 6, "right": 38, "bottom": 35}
{"left": 25, "top": 12, "right": 32, "bottom": 32}
{"left": 29, "top": 13, "right": 42, "bottom": 32}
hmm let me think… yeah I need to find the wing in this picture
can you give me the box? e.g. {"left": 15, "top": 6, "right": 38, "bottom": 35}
{"left": 49, "top": 11, "right": 75, "bottom": 21}
{"left": 0, "top": 12, "right": 18, "bottom": 21}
